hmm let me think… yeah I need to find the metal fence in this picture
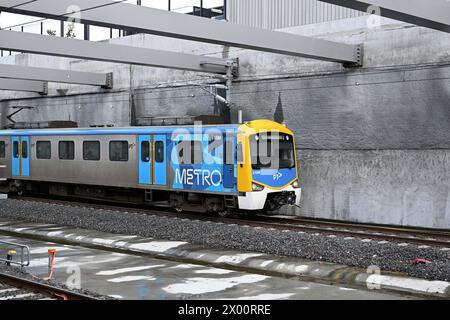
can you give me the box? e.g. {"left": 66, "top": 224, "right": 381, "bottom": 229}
{"left": 0, "top": 240, "right": 30, "bottom": 268}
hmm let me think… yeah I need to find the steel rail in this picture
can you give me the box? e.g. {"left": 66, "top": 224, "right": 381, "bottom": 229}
{"left": 0, "top": 273, "right": 98, "bottom": 300}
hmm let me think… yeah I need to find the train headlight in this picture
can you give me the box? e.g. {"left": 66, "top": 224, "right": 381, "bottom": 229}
{"left": 252, "top": 183, "right": 264, "bottom": 192}
{"left": 291, "top": 180, "right": 300, "bottom": 189}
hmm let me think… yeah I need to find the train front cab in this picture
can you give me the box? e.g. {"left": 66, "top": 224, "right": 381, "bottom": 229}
{"left": 236, "top": 120, "right": 301, "bottom": 211}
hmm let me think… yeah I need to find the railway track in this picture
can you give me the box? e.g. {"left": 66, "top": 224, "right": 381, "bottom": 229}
{"left": 0, "top": 273, "right": 97, "bottom": 300}
{"left": 8, "top": 195, "right": 450, "bottom": 248}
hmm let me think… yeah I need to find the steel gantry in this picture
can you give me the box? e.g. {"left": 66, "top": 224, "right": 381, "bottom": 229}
{"left": 0, "top": 0, "right": 363, "bottom": 65}
{"left": 0, "top": 64, "right": 113, "bottom": 89}
{"left": 0, "top": 78, "right": 47, "bottom": 94}
{"left": 319, "top": 0, "right": 450, "bottom": 33}
{"left": 0, "top": 30, "right": 231, "bottom": 75}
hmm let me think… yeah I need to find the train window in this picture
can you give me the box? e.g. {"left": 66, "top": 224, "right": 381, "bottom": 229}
{"left": 83, "top": 141, "right": 100, "bottom": 161}
{"left": 0, "top": 141, "right": 5, "bottom": 158}
{"left": 141, "top": 141, "right": 150, "bottom": 163}
{"left": 22, "top": 141, "right": 28, "bottom": 159}
{"left": 237, "top": 143, "right": 244, "bottom": 164}
{"left": 155, "top": 141, "right": 164, "bottom": 163}
{"left": 59, "top": 141, "right": 75, "bottom": 160}
{"left": 250, "top": 133, "right": 295, "bottom": 169}
{"left": 109, "top": 141, "right": 129, "bottom": 162}
{"left": 13, "top": 141, "right": 19, "bottom": 158}
{"left": 208, "top": 134, "right": 223, "bottom": 158}
{"left": 177, "top": 141, "right": 202, "bottom": 165}
{"left": 193, "top": 141, "right": 203, "bottom": 164}
{"left": 36, "top": 141, "right": 51, "bottom": 159}
{"left": 224, "top": 139, "right": 234, "bottom": 165}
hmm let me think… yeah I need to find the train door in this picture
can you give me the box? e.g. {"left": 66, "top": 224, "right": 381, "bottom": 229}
{"left": 11, "top": 136, "right": 29, "bottom": 178}
{"left": 153, "top": 135, "right": 167, "bottom": 186}
{"left": 223, "top": 133, "right": 235, "bottom": 189}
{"left": 138, "top": 135, "right": 167, "bottom": 186}
{"left": 138, "top": 135, "right": 152, "bottom": 185}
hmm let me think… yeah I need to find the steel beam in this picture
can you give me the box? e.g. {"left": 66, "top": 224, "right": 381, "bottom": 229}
{"left": 0, "top": 0, "right": 362, "bottom": 65}
{"left": 0, "top": 30, "right": 229, "bottom": 74}
{"left": 319, "top": 0, "right": 450, "bottom": 33}
{"left": 0, "top": 78, "right": 47, "bottom": 94}
{"left": 0, "top": 64, "right": 113, "bottom": 88}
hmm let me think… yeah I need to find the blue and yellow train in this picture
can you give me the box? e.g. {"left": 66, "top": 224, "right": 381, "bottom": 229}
{"left": 0, "top": 120, "right": 301, "bottom": 215}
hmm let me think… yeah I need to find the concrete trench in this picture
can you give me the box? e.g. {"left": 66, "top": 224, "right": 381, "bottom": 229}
{"left": 0, "top": 16, "right": 449, "bottom": 229}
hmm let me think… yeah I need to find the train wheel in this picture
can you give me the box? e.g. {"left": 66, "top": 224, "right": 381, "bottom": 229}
{"left": 175, "top": 207, "right": 183, "bottom": 213}
{"left": 218, "top": 210, "right": 232, "bottom": 218}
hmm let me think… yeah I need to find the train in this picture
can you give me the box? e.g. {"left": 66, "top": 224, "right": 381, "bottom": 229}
{"left": 0, "top": 120, "right": 301, "bottom": 216}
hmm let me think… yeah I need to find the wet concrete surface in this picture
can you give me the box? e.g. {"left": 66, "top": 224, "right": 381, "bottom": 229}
{"left": 0, "top": 234, "right": 417, "bottom": 300}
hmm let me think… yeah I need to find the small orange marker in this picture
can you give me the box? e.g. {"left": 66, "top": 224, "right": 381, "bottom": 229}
{"left": 44, "top": 248, "right": 57, "bottom": 280}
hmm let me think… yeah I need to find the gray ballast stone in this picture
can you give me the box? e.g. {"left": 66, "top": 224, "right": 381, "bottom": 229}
{"left": 0, "top": 199, "right": 448, "bottom": 282}
{"left": 0, "top": 220, "right": 449, "bottom": 299}
{"left": 0, "top": 266, "right": 109, "bottom": 299}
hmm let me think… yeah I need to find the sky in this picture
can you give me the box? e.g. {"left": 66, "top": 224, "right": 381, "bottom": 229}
{"left": 0, "top": 0, "right": 224, "bottom": 41}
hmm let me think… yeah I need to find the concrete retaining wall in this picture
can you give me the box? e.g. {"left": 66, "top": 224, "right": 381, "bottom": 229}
{"left": 289, "top": 150, "right": 450, "bottom": 229}
{"left": 0, "top": 16, "right": 449, "bottom": 228}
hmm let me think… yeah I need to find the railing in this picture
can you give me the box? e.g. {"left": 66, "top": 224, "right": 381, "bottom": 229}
{"left": 0, "top": 240, "right": 30, "bottom": 268}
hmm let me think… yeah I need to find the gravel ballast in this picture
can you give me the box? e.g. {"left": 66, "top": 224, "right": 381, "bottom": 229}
{"left": 0, "top": 199, "right": 448, "bottom": 282}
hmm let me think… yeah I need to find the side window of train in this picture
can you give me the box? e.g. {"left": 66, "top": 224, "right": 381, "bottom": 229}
{"left": 59, "top": 141, "right": 75, "bottom": 160}
{"left": 36, "top": 141, "right": 51, "bottom": 159}
{"left": 237, "top": 143, "right": 244, "bottom": 165}
{"left": 177, "top": 141, "right": 202, "bottom": 165}
{"left": 141, "top": 141, "right": 150, "bottom": 163}
{"left": 13, "top": 141, "right": 19, "bottom": 158}
{"left": 22, "top": 140, "right": 28, "bottom": 159}
{"left": 83, "top": 141, "right": 100, "bottom": 161}
{"left": 109, "top": 141, "right": 129, "bottom": 162}
{"left": 0, "top": 141, "right": 5, "bottom": 158}
{"left": 192, "top": 141, "right": 203, "bottom": 165}
{"left": 155, "top": 141, "right": 164, "bottom": 163}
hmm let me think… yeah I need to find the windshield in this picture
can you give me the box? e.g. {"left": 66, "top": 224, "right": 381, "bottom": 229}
{"left": 250, "top": 132, "right": 295, "bottom": 170}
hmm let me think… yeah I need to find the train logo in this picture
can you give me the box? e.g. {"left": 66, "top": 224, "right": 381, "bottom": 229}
{"left": 273, "top": 172, "right": 283, "bottom": 181}
{"left": 175, "top": 168, "right": 222, "bottom": 187}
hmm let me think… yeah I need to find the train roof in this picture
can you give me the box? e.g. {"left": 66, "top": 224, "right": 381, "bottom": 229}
{"left": 0, "top": 124, "right": 240, "bottom": 136}
{"left": 0, "top": 120, "right": 294, "bottom": 137}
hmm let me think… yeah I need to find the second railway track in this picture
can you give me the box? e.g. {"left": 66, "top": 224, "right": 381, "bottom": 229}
{"left": 0, "top": 272, "right": 97, "bottom": 300}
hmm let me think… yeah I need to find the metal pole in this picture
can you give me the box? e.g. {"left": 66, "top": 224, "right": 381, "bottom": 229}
{"left": 223, "top": 0, "right": 227, "bottom": 20}
{"left": 84, "top": 24, "right": 90, "bottom": 40}
{"left": 60, "top": 20, "right": 64, "bottom": 37}
{"left": 225, "top": 61, "right": 233, "bottom": 123}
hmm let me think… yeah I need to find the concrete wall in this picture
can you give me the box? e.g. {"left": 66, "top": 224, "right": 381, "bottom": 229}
{"left": 293, "top": 150, "right": 450, "bottom": 228}
{"left": 0, "top": 16, "right": 449, "bottom": 229}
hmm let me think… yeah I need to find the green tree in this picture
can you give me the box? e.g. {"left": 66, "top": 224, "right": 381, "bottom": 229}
{"left": 65, "top": 23, "right": 76, "bottom": 38}
{"left": 46, "top": 29, "right": 56, "bottom": 36}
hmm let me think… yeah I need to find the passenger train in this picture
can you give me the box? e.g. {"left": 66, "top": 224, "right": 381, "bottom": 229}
{"left": 0, "top": 120, "right": 301, "bottom": 215}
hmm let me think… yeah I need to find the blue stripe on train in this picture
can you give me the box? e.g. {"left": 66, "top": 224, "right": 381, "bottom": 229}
{"left": 253, "top": 168, "right": 297, "bottom": 188}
